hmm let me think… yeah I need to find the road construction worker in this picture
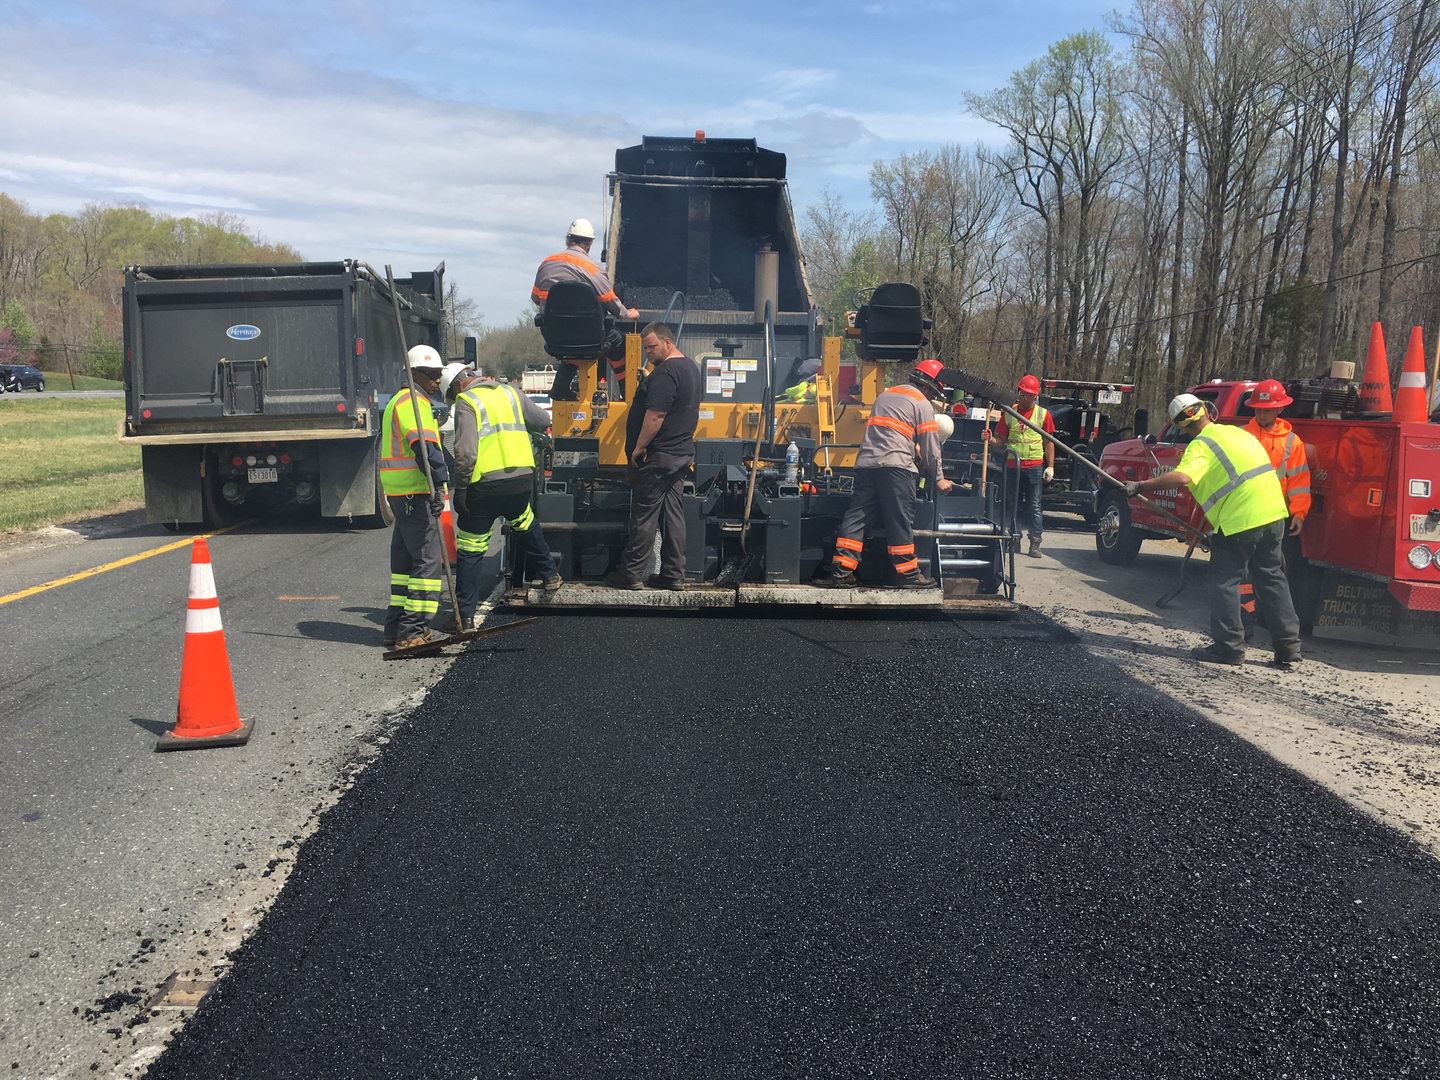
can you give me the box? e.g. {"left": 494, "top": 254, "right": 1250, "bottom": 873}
{"left": 822, "top": 359, "right": 953, "bottom": 588}
{"left": 381, "top": 346, "right": 450, "bottom": 650}
{"left": 605, "top": 322, "right": 701, "bottom": 590}
{"left": 985, "top": 374, "right": 1055, "bottom": 558}
{"left": 533, "top": 218, "right": 640, "bottom": 401}
{"left": 1125, "top": 393, "right": 1302, "bottom": 668}
{"left": 442, "top": 365, "right": 561, "bottom": 629}
{"left": 1243, "top": 379, "right": 1310, "bottom": 533}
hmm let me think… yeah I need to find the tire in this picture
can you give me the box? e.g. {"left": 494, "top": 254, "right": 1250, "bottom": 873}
{"left": 1095, "top": 491, "right": 1143, "bottom": 566}
{"left": 358, "top": 448, "right": 395, "bottom": 528}
{"left": 201, "top": 452, "right": 239, "bottom": 529}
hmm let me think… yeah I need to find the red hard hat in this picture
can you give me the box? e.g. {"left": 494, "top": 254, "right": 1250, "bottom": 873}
{"left": 1250, "top": 378, "right": 1292, "bottom": 409}
{"left": 1018, "top": 374, "right": 1041, "bottom": 394}
{"left": 915, "top": 359, "right": 944, "bottom": 380}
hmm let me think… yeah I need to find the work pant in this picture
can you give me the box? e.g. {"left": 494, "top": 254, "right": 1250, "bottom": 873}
{"left": 1008, "top": 464, "right": 1045, "bottom": 540}
{"left": 1208, "top": 518, "right": 1301, "bottom": 655}
{"left": 620, "top": 451, "right": 691, "bottom": 583}
{"left": 832, "top": 467, "right": 921, "bottom": 582}
{"left": 1244, "top": 521, "right": 1304, "bottom": 640}
{"left": 455, "top": 487, "right": 557, "bottom": 621}
{"left": 386, "top": 494, "right": 443, "bottom": 640}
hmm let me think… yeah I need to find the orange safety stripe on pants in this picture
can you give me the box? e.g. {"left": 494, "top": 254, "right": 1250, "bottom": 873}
{"left": 894, "top": 557, "right": 920, "bottom": 574}
{"left": 887, "top": 544, "right": 915, "bottom": 555}
{"left": 1240, "top": 581, "right": 1256, "bottom": 613}
{"left": 834, "top": 553, "right": 859, "bottom": 570}
{"left": 835, "top": 536, "right": 864, "bottom": 552}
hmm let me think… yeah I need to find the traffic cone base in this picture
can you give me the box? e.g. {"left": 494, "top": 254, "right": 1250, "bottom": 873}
{"left": 156, "top": 537, "right": 251, "bottom": 752}
{"left": 1393, "top": 325, "right": 1429, "bottom": 423}
{"left": 1356, "top": 321, "right": 1394, "bottom": 416}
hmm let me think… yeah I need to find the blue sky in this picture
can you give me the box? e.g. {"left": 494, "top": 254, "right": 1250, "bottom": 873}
{"left": 0, "top": 0, "right": 1119, "bottom": 324}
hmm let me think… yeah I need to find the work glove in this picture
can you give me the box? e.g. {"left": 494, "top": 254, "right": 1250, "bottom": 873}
{"left": 1042, "top": 466, "right": 1054, "bottom": 483}
{"left": 429, "top": 491, "right": 445, "bottom": 517}
{"left": 1123, "top": 481, "right": 1142, "bottom": 498}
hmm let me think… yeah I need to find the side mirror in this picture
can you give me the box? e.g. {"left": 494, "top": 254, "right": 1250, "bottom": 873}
{"left": 1133, "top": 407, "right": 1149, "bottom": 437}
{"left": 1143, "top": 434, "right": 1158, "bottom": 446}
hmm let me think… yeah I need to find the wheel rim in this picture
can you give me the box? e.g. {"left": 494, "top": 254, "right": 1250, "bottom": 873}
{"left": 1098, "top": 504, "right": 1122, "bottom": 547}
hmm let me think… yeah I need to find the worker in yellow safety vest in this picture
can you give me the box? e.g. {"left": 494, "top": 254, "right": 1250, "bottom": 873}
{"left": 381, "top": 346, "right": 450, "bottom": 650}
{"left": 985, "top": 374, "right": 1055, "bottom": 558}
{"left": 442, "top": 365, "right": 560, "bottom": 630}
{"left": 1124, "top": 393, "right": 1301, "bottom": 668}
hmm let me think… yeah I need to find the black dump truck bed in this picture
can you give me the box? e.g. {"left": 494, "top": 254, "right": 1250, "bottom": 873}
{"left": 121, "top": 261, "right": 445, "bottom": 526}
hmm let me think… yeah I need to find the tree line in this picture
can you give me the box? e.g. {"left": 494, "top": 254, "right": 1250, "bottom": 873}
{"left": 801, "top": 0, "right": 1440, "bottom": 421}
{"left": 0, "top": 195, "right": 301, "bottom": 379}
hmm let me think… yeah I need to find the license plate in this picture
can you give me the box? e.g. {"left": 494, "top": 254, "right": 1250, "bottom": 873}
{"left": 1098, "top": 390, "right": 1123, "bottom": 405}
{"left": 248, "top": 467, "right": 278, "bottom": 484}
{"left": 1410, "top": 513, "right": 1440, "bottom": 540}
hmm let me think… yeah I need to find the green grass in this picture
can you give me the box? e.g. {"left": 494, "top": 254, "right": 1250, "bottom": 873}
{"left": 0, "top": 396, "right": 143, "bottom": 532}
{"left": 21, "top": 373, "right": 125, "bottom": 391}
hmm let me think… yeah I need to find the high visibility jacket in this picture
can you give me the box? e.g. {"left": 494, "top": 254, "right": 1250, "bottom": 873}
{"left": 1176, "top": 422, "right": 1288, "bottom": 536}
{"left": 1001, "top": 405, "right": 1050, "bottom": 467}
{"left": 455, "top": 382, "right": 535, "bottom": 486}
{"left": 1243, "top": 416, "right": 1311, "bottom": 521}
{"left": 531, "top": 244, "right": 628, "bottom": 319}
{"left": 380, "top": 387, "right": 440, "bottom": 496}
{"left": 856, "top": 384, "right": 945, "bottom": 487}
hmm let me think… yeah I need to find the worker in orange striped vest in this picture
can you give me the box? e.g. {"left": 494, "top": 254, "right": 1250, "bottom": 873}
{"left": 533, "top": 218, "right": 639, "bottom": 401}
{"left": 822, "top": 360, "right": 953, "bottom": 588}
{"left": 1239, "top": 378, "right": 1310, "bottom": 641}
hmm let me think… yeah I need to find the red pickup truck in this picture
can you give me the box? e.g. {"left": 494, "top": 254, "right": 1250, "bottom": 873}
{"left": 1095, "top": 380, "right": 1440, "bottom": 643}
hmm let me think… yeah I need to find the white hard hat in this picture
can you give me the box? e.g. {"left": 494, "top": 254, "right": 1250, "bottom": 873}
{"left": 1167, "top": 393, "right": 1204, "bottom": 422}
{"left": 407, "top": 344, "right": 444, "bottom": 371}
{"left": 933, "top": 412, "right": 955, "bottom": 442}
{"left": 438, "top": 361, "right": 472, "bottom": 402}
{"left": 567, "top": 218, "right": 596, "bottom": 241}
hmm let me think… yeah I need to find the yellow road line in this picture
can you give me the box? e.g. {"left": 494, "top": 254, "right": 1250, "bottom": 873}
{"left": 0, "top": 525, "right": 241, "bottom": 608}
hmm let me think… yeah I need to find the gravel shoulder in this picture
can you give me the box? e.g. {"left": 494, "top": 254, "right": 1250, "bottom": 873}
{"left": 1031, "top": 516, "right": 1440, "bottom": 861}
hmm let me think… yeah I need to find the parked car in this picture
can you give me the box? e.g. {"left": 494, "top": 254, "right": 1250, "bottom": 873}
{"left": 527, "top": 393, "right": 553, "bottom": 423}
{"left": 0, "top": 364, "right": 46, "bottom": 392}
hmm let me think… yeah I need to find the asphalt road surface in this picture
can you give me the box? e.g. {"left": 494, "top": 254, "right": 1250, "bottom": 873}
{"left": 145, "top": 609, "right": 1440, "bottom": 1078}
{"left": 0, "top": 512, "right": 487, "bottom": 1078}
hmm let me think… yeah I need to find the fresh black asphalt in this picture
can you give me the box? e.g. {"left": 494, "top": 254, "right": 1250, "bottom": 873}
{"left": 148, "top": 610, "right": 1440, "bottom": 1078}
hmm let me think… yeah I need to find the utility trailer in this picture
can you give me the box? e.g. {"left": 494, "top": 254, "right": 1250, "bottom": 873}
{"left": 506, "top": 134, "right": 1019, "bottom": 615}
{"left": 120, "top": 261, "right": 445, "bottom": 528}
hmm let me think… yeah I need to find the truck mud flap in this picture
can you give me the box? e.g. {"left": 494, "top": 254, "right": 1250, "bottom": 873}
{"left": 319, "top": 439, "right": 378, "bottom": 518}
{"left": 142, "top": 445, "right": 203, "bottom": 525}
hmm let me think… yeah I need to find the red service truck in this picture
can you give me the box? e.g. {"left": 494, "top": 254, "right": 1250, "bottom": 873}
{"left": 1095, "top": 379, "right": 1440, "bottom": 648}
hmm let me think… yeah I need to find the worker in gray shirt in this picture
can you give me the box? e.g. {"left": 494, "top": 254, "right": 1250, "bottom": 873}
{"left": 823, "top": 359, "right": 952, "bottom": 588}
{"left": 440, "top": 367, "right": 561, "bottom": 630}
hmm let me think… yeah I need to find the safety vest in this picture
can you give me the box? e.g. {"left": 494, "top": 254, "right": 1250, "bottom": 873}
{"left": 380, "top": 387, "right": 440, "bottom": 496}
{"left": 1004, "top": 405, "right": 1048, "bottom": 465}
{"left": 458, "top": 382, "right": 534, "bottom": 483}
{"left": 1244, "top": 416, "right": 1312, "bottom": 520}
{"left": 1180, "top": 423, "right": 1288, "bottom": 535}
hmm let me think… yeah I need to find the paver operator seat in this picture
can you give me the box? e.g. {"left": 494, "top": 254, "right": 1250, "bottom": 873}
{"left": 535, "top": 280, "right": 616, "bottom": 401}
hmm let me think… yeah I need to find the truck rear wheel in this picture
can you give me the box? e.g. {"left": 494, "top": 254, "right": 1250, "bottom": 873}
{"left": 1095, "top": 491, "right": 1142, "bottom": 565}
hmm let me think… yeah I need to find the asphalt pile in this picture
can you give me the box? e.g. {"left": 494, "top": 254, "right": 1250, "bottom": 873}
{"left": 148, "top": 611, "right": 1440, "bottom": 1078}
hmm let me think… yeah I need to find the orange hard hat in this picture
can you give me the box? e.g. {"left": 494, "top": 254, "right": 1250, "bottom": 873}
{"left": 1250, "top": 379, "right": 1292, "bottom": 409}
{"left": 1018, "top": 374, "right": 1041, "bottom": 395}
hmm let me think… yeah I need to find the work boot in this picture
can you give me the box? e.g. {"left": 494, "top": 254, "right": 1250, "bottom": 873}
{"left": 603, "top": 570, "right": 642, "bottom": 590}
{"left": 542, "top": 573, "right": 564, "bottom": 592}
{"left": 645, "top": 575, "right": 685, "bottom": 591}
{"left": 395, "top": 628, "right": 435, "bottom": 650}
{"left": 899, "top": 574, "right": 936, "bottom": 589}
{"left": 1273, "top": 644, "right": 1302, "bottom": 669}
{"left": 819, "top": 572, "right": 857, "bottom": 588}
{"left": 1027, "top": 537, "right": 1042, "bottom": 558}
{"left": 383, "top": 632, "right": 398, "bottom": 647}
{"left": 1190, "top": 642, "right": 1244, "bottom": 666}
{"left": 440, "top": 613, "right": 463, "bottom": 634}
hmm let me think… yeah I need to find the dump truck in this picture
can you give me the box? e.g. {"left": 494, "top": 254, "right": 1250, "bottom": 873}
{"left": 509, "top": 133, "right": 1019, "bottom": 614}
{"left": 120, "top": 261, "right": 446, "bottom": 528}
{"left": 1096, "top": 377, "right": 1440, "bottom": 648}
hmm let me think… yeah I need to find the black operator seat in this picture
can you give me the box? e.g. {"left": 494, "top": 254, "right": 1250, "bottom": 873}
{"left": 534, "top": 279, "right": 613, "bottom": 361}
{"left": 855, "top": 281, "right": 932, "bottom": 363}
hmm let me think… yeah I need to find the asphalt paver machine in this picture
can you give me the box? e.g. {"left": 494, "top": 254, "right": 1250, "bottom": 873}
{"left": 506, "top": 134, "right": 1018, "bottom": 614}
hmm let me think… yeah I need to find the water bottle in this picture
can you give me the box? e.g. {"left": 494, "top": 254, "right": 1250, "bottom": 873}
{"left": 785, "top": 440, "right": 799, "bottom": 483}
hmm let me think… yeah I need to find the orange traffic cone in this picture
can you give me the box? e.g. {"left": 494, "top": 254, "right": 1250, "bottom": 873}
{"left": 156, "top": 538, "right": 252, "bottom": 751}
{"left": 1393, "top": 326, "right": 1429, "bottom": 423}
{"left": 440, "top": 490, "right": 457, "bottom": 564}
{"left": 1356, "top": 322, "right": 1394, "bottom": 416}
